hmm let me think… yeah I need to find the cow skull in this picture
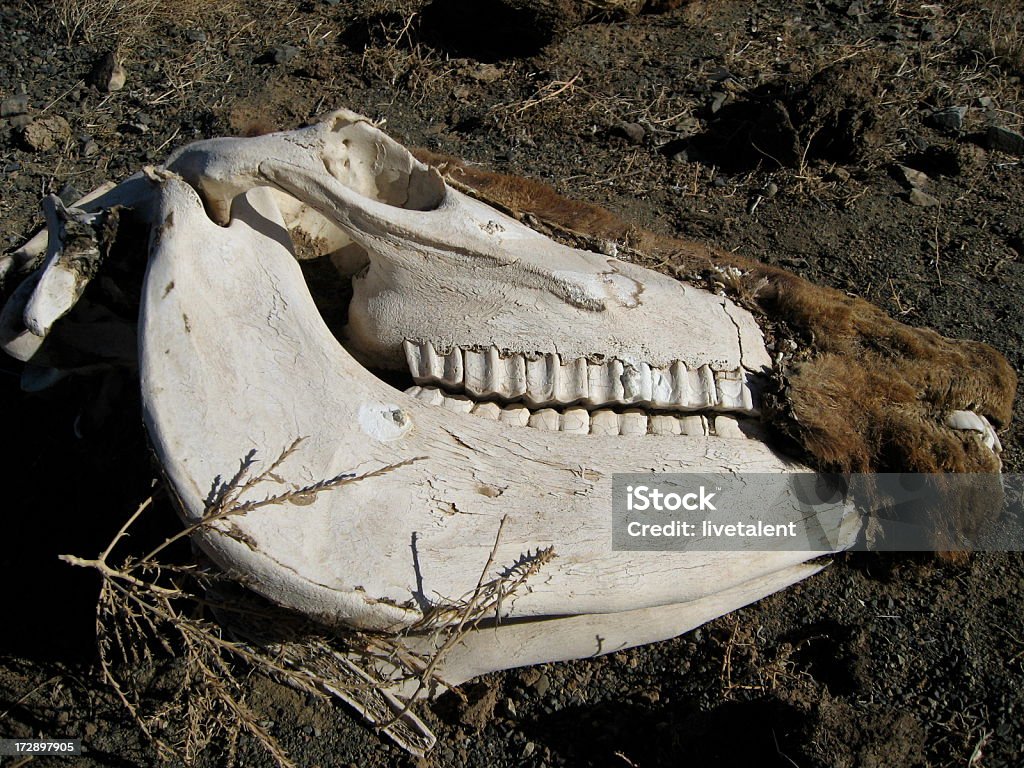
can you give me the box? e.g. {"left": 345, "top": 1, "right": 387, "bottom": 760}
{"left": 0, "top": 110, "right": 1006, "bottom": 697}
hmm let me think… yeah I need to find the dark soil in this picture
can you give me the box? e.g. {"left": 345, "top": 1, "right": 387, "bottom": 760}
{"left": 1, "top": 1, "right": 1023, "bottom": 766}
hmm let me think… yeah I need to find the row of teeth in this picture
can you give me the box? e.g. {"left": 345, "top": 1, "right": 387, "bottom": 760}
{"left": 405, "top": 386, "right": 763, "bottom": 438}
{"left": 402, "top": 341, "right": 758, "bottom": 413}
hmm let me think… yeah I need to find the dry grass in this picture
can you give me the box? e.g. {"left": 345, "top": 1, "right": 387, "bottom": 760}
{"left": 61, "top": 438, "right": 555, "bottom": 765}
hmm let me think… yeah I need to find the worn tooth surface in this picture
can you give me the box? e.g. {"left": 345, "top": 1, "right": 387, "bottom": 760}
{"left": 424, "top": 342, "right": 444, "bottom": 382}
{"left": 484, "top": 346, "right": 503, "bottom": 397}
{"left": 499, "top": 403, "right": 530, "bottom": 427}
{"left": 714, "top": 370, "right": 747, "bottom": 411}
{"left": 686, "top": 365, "right": 717, "bottom": 409}
{"left": 619, "top": 409, "right": 648, "bottom": 436}
{"left": 622, "top": 362, "right": 653, "bottom": 404}
{"left": 526, "top": 353, "right": 559, "bottom": 405}
{"left": 713, "top": 415, "right": 746, "bottom": 439}
{"left": 651, "top": 366, "right": 674, "bottom": 407}
{"left": 463, "top": 348, "right": 488, "bottom": 397}
{"left": 443, "top": 346, "right": 464, "bottom": 386}
{"left": 587, "top": 359, "right": 625, "bottom": 405}
{"left": 442, "top": 393, "right": 474, "bottom": 413}
{"left": 412, "top": 385, "right": 446, "bottom": 406}
{"left": 679, "top": 415, "right": 709, "bottom": 436}
{"left": 403, "top": 340, "right": 424, "bottom": 379}
{"left": 472, "top": 401, "right": 502, "bottom": 420}
{"left": 669, "top": 361, "right": 690, "bottom": 407}
{"left": 557, "top": 356, "right": 589, "bottom": 404}
{"left": 590, "top": 409, "right": 620, "bottom": 436}
{"left": 528, "top": 408, "right": 560, "bottom": 431}
{"left": 650, "top": 414, "right": 682, "bottom": 436}
{"left": 560, "top": 407, "right": 590, "bottom": 435}
{"left": 503, "top": 352, "right": 528, "bottom": 399}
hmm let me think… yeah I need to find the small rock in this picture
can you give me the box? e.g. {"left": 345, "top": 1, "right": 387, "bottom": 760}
{"left": 763, "top": 181, "right": 778, "bottom": 198}
{"left": 927, "top": 106, "right": 967, "bottom": 132}
{"left": 81, "top": 138, "right": 99, "bottom": 157}
{"left": 907, "top": 188, "right": 939, "bottom": 207}
{"left": 270, "top": 45, "right": 300, "bottom": 65}
{"left": 10, "top": 114, "right": 32, "bottom": 129}
{"left": 977, "top": 96, "right": 995, "bottom": 110}
{"left": 898, "top": 165, "right": 929, "bottom": 188}
{"left": 613, "top": 121, "right": 645, "bottom": 144}
{"left": 523, "top": 742, "right": 536, "bottom": 757}
{"left": 185, "top": 29, "right": 207, "bottom": 43}
{"left": 0, "top": 93, "right": 28, "bottom": 117}
{"left": 987, "top": 126, "right": 1024, "bottom": 156}
{"left": 710, "top": 90, "right": 728, "bottom": 113}
{"left": 533, "top": 673, "right": 551, "bottom": 696}
{"left": 89, "top": 51, "right": 126, "bottom": 92}
{"left": 21, "top": 115, "right": 71, "bottom": 151}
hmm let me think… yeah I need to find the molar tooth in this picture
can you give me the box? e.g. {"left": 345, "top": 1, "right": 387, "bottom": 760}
{"left": 713, "top": 415, "right": 746, "bottom": 439}
{"left": 526, "top": 353, "right": 559, "bottom": 405}
{"left": 403, "top": 340, "right": 424, "bottom": 379}
{"left": 560, "top": 407, "right": 590, "bottom": 435}
{"left": 441, "top": 393, "right": 473, "bottom": 413}
{"left": 650, "top": 414, "right": 682, "bottom": 436}
{"left": 485, "top": 346, "right": 503, "bottom": 397}
{"left": 499, "top": 403, "right": 530, "bottom": 428}
{"left": 590, "top": 409, "right": 620, "bottom": 436}
{"left": 621, "top": 362, "right": 653, "bottom": 404}
{"left": 502, "top": 353, "right": 528, "bottom": 399}
{"left": 463, "top": 348, "right": 488, "bottom": 397}
{"left": 528, "top": 408, "right": 560, "bottom": 431}
{"left": 556, "top": 356, "right": 589, "bottom": 404}
{"left": 679, "top": 415, "right": 709, "bottom": 436}
{"left": 685, "top": 365, "right": 716, "bottom": 409}
{"left": 618, "top": 409, "right": 649, "bottom": 436}
{"left": 443, "top": 346, "right": 464, "bottom": 385}
{"left": 669, "top": 361, "right": 689, "bottom": 407}
{"left": 471, "top": 401, "right": 502, "bottom": 420}
{"left": 587, "top": 359, "right": 624, "bottom": 405}
{"left": 714, "top": 369, "right": 745, "bottom": 410}
{"left": 651, "top": 367, "right": 674, "bottom": 407}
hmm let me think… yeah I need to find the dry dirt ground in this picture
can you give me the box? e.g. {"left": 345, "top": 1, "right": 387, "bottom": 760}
{"left": 2, "top": 1, "right": 1024, "bottom": 766}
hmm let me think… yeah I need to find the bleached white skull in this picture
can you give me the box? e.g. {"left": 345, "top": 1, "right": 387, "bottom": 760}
{"left": 0, "top": 110, "right": 1002, "bottom": 698}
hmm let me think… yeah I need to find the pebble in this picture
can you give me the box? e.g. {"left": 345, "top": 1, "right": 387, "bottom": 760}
{"left": 987, "top": 126, "right": 1024, "bottom": 156}
{"left": 710, "top": 90, "right": 728, "bottom": 113}
{"left": 613, "top": 121, "right": 645, "bottom": 144}
{"left": 58, "top": 182, "right": 82, "bottom": 205}
{"left": 10, "top": 114, "right": 31, "bottom": 129}
{"left": 532, "top": 673, "right": 551, "bottom": 696}
{"left": 907, "top": 188, "right": 939, "bottom": 207}
{"left": 185, "top": 29, "right": 207, "bottom": 43}
{"left": 82, "top": 138, "right": 99, "bottom": 156}
{"left": 898, "top": 164, "right": 929, "bottom": 188}
{"left": 927, "top": 106, "right": 966, "bottom": 132}
{"left": 21, "top": 114, "right": 71, "bottom": 151}
{"left": 523, "top": 741, "right": 536, "bottom": 757}
{"left": 1, "top": 93, "right": 28, "bottom": 116}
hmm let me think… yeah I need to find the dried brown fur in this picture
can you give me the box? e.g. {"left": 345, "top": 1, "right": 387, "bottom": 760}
{"left": 414, "top": 149, "right": 1017, "bottom": 550}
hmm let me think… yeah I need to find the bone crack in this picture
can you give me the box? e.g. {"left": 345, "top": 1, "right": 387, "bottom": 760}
{"left": 402, "top": 340, "right": 761, "bottom": 414}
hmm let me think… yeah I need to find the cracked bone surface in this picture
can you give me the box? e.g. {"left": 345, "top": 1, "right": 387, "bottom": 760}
{"left": 4, "top": 110, "right": 870, "bottom": 694}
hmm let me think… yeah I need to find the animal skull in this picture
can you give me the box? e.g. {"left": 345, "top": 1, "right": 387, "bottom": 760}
{"left": 0, "top": 110, "right": 1010, "bottom": 696}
